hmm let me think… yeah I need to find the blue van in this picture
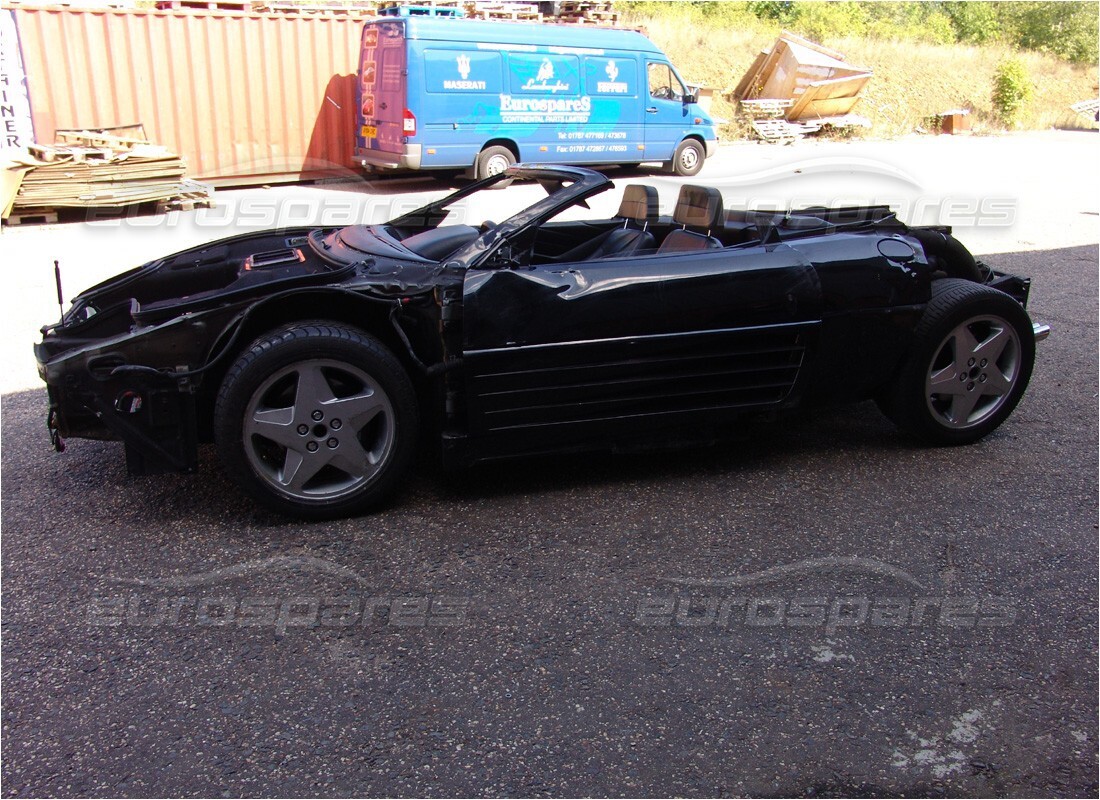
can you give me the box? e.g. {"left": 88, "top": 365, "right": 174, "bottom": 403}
{"left": 355, "top": 17, "right": 718, "bottom": 177}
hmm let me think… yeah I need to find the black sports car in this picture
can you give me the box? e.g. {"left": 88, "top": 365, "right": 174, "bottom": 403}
{"left": 35, "top": 165, "right": 1049, "bottom": 519}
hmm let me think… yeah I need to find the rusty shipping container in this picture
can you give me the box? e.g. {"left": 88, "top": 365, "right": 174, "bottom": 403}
{"left": 9, "top": 4, "right": 371, "bottom": 184}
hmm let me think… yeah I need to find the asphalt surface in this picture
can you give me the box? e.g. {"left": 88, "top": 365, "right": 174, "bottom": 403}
{"left": 1, "top": 241, "right": 1096, "bottom": 797}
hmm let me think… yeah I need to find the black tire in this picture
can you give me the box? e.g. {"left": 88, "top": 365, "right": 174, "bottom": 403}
{"left": 666, "top": 139, "right": 705, "bottom": 177}
{"left": 475, "top": 145, "right": 516, "bottom": 185}
{"left": 214, "top": 322, "right": 418, "bottom": 519}
{"left": 877, "top": 279, "right": 1035, "bottom": 445}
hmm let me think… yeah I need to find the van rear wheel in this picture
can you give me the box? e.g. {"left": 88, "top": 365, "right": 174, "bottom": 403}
{"left": 476, "top": 146, "right": 516, "bottom": 185}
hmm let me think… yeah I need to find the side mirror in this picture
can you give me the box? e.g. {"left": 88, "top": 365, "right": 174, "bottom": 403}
{"left": 683, "top": 92, "right": 698, "bottom": 105}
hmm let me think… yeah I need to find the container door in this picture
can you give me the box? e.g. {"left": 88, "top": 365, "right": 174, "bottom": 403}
{"left": 358, "top": 21, "right": 407, "bottom": 161}
{"left": 643, "top": 60, "right": 689, "bottom": 162}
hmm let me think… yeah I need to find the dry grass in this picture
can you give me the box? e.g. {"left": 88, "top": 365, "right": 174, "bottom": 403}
{"left": 625, "top": 11, "right": 1099, "bottom": 139}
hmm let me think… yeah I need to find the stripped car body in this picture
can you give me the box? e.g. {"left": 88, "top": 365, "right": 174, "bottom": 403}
{"left": 35, "top": 165, "right": 1047, "bottom": 518}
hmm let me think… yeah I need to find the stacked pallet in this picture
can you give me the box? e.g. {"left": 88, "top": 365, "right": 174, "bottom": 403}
{"left": 466, "top": 2, "right": 541, "bottom": 21}
{"left": 3, "top": 132, "right": 213, "bottom": 223}
{"left": 378, "top": 0, "right": 459, "bottom": 12}
{"left": 555, "top": 0, "right": 618, "bottom": 25}
{"left": 155, "top": 1, "right": 252, "bottom": 11}
{"left": 251, "top": 3, "right": 377, "bottom": 16}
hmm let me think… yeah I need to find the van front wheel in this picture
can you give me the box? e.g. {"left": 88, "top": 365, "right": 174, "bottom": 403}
{"left": 667, "top": 139, "right": 705, "bottom": 177}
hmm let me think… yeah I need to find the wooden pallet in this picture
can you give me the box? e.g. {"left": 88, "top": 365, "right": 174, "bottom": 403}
{"left": 157, "top": 194, "right": 215, "bottom": 213}
{"left": 475, "top": 9, "right": 541, "bottom": 20}
{"left": 155, "top": 1, "right": 252, "bottom": 11}
{"left": 251, "top": 3, "right": 377, "bottom": 16}
{"left": 556, "top": 13, "right": 619, "bottom": 25}
{"left": 468, "top": 2, "right": 541, "bottom": 20}
{"left": 750, "top": 118, "right": 807, "bottom": 143}
{"left": 156, "top": 180, "right": 216, "bottom": 213}
{"left": 558, "top": 0, "right": 614, "bottom": 13}
{"left": 557, "top": 6, "right": 618, "bottom": 21}
{"left": 381, "top": 0, "right": 461, "bottom": 9}
{"left": 2, "top": 209, "right": 59, "bottom": 227}
{"left": 739, "top": 98, "right": 794, "bottom": 119}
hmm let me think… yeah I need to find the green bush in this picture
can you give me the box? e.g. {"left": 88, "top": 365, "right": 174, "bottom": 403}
{"left": 991, "top": 58, "right": 1034, "bottom": 128}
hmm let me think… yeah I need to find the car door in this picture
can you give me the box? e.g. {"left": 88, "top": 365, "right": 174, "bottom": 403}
{"left": 643, "top": 61, "right": 689, "bottom": 161}
{"left": 460, "top": 244, "right": 824, "bottom": 457}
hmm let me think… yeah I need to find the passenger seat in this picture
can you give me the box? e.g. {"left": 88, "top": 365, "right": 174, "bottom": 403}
{"left": 657, "top": 185, "right": 724, "bottom": 254}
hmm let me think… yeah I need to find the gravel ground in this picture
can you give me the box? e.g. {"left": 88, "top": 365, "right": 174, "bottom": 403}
{"left": 2, "top": 132, "right": 1097, "bottom": 797}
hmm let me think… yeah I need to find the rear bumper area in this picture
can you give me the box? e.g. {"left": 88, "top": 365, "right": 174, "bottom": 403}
{"left": 356, "top": 144, "right": 423, "bottom": 170}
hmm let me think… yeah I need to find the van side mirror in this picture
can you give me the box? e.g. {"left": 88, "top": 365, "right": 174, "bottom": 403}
{"left": 683, "top": 92, "right": 698, "bottom": 105}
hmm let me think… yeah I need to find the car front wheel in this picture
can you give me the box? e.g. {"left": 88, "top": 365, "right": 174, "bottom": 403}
{"left": 877, "top": 279, "right": 1036, "bottom": 445}
{"left": 214, "top": 322, "right": 418, "bottom": 519}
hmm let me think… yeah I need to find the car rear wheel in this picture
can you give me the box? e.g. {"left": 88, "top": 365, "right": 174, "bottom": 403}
{"left": 666, "top": 139, "right": 705, "bottom": 177}
{"left": 877, "top": 279, "right": 1035, "bottom": 445}
{"left": 214, "top": 322, "right": 418, "bottom": 519}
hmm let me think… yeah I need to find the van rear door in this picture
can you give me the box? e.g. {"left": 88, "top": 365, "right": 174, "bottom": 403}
{"left": 358, "top": 21, "right": 407, "bottom": 166}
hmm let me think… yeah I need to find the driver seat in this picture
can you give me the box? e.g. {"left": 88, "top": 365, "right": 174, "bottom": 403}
{"left": 555, "top": 184, "right": 658, "bottom": 262}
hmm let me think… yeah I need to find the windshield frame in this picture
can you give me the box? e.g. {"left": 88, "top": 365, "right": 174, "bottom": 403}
{"left": 388, "top": 165, "right": 613, "bottom": 268}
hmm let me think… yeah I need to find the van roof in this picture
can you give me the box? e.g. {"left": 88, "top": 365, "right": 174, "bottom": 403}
{"left": 380, "top": 17, "right": 661, "bottom": 53}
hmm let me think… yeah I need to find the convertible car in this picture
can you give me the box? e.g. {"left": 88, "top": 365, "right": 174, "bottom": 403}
{"left": 35, "top": 165, "right": 1048, "bottom": 518}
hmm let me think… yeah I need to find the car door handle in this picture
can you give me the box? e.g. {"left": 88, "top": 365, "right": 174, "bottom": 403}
{"left": 646, "top": 107, "right": 659, "bottom": 113}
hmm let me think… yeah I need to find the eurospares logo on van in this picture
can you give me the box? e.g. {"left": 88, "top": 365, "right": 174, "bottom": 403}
{"left": 500, "top": 95, "right": 592, "bottom": 124}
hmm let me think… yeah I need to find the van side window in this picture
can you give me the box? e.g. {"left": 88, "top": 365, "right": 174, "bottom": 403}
{"left": 647, "top": 62, "right": 683, "bottom": 101}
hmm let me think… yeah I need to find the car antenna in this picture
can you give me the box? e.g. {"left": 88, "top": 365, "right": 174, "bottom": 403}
{"left": 54, "top": 259, "right": 64, "bottom": 318}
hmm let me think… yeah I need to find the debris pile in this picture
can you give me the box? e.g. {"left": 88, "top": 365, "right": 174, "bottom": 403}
{"left": 2, "top": 130, "right": 213, "bottom": 224}
{"left": 729, "top": 32, "right": 872, "bottom": 142}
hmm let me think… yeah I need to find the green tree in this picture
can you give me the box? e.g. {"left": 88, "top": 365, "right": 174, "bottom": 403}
{"left": 943, "top": 1, "right": 1002, "bottom": 44}
{"left": 999, "top": 1, "right": 1099, "bottom": 64}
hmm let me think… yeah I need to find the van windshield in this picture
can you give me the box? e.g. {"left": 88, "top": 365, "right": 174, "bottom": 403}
{"left": 647, "top": 62, "right": 685, "bottom": 101}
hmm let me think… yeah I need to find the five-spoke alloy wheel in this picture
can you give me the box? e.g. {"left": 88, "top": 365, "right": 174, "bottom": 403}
{"left": 878, "top": 279, "right": 1036, "bottom": 445}
{"left": 215, "top": 323, "right": 418, "bottom": 519}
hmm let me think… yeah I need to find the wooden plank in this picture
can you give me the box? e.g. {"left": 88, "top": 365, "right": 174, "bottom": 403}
{"left": 787, "top": 74, "right": 870, "bottom": 120}
{"left": 731, "top": 50, "right": 769, "bottom": 101}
